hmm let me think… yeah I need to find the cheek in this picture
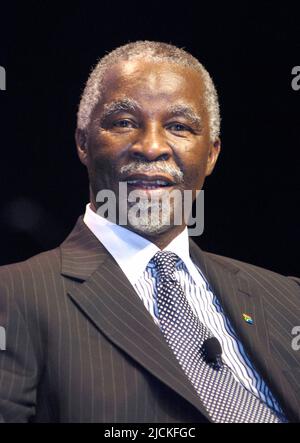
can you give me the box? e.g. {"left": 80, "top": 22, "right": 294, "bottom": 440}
{"left": 184, "top": 164, "right": 207, "bottom": 190}
{"left": 180, "top": 147, "right": 210, "bottom": 189}
{"left": 87, "top": 134, "right": 116, "bottom": 167}
{"left": 86, "top": 133, "right": 132, "bottom": 192}
{"left": 85, "top": 142, "right": 114, "bottom": 187}
{"left": 88, "top": 131, "right": 131, "bottom": 164}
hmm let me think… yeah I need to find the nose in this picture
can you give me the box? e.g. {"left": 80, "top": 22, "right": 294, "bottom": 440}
{"left": 128, "top": 122, "right": 172, "bottom": 161}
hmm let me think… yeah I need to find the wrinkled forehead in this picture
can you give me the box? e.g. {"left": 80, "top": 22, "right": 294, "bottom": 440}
{"left": 98, "top": 59, "right": 206, "bottom": 112}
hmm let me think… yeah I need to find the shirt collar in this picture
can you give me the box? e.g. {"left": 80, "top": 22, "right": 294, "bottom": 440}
{"left": 83, "top": 203, "right": 199, "bottom": 286}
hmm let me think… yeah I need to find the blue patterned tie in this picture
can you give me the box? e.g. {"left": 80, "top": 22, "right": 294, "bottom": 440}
{"left": 152, "top": 251, "right": 286, "bottom": 423}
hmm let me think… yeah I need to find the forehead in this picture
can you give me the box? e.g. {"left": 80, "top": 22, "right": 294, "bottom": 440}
{"left": 98, "top": 59, "right": 206, "bottom": 112}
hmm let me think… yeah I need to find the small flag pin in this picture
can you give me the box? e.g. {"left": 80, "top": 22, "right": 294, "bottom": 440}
{"left": 242, "top": 313, "right": 254, "bottom": 325}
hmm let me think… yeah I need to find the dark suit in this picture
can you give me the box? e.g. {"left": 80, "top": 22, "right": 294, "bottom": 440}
{"left": 0, "top": 215, "right": 299, "bottom": 422}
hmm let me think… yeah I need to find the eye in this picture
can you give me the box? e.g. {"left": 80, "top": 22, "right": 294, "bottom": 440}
{"left": 112, "top": 119, "right": 137, "bottom": 129}
{"left": 166, "top": 122, "right": 190, "bottom": 132}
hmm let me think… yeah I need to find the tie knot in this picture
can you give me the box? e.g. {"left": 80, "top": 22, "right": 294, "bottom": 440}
{"left": 151, "top": 251, "right": 179, "bottom": 280}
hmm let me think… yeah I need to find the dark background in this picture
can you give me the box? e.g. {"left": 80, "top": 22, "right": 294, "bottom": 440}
{"left": 0, "top": 1, "right": 299, "bottom": 275}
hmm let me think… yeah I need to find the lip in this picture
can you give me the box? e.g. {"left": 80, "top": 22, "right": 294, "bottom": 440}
{"left": 121, "top": 173, "right": 176, "bottom": 189}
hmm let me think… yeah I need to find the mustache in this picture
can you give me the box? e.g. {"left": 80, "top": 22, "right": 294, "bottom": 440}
{"left": 119, "top": 161, "right": 184, "bottom": 184}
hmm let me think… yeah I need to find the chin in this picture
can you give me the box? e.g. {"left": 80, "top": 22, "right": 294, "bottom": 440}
{"left": 127, "top": 210, "right": 174, "bottom": 236}
{"left": 128, "top": 222, "right": 172, "bottom": 236}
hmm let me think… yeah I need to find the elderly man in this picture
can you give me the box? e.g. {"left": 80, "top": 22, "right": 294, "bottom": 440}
{"left": 0, "top": 41, "right": 299, "bottom": 423}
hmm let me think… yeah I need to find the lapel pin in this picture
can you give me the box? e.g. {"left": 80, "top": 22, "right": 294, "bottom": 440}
{"left": 242, "top": 313, "right": 254, "bottom": 325}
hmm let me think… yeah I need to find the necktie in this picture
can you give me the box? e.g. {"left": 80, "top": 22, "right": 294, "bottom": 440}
{"left": 152, "top": 251, "right": 285, "bottom": 423}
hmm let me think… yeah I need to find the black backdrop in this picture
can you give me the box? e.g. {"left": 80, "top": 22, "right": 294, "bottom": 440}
{"left": 0, "top": 1, "right": 299, "bottom": 276}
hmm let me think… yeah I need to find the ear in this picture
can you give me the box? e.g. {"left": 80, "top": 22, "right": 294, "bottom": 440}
{"left": 75, "top": 128, "right": 88, "bottom": 166}
{"left": 205, "top": 138, "right": 221, "bottom": 176}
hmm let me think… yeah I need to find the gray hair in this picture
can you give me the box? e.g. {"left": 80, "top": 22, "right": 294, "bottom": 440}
{"left": 77, "top": 41, "right": 221, "bottom": 141}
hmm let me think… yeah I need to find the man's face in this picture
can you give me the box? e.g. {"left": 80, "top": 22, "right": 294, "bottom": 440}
{"left": 76, "top": 59, "right": 220, "bottom": 237}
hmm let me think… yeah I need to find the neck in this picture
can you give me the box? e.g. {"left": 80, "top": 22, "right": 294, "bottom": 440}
{"left": 126, "top": 224, "right": 186, "bottom": 250}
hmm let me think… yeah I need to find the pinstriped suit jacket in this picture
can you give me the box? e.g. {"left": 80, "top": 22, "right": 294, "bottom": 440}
{"left": 0, "top": 215, "right": 299, "bottom": 423}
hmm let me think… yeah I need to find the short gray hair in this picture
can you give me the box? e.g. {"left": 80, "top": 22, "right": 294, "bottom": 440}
{"left": 77, "top": 41, "right": 221, "bottom": 141}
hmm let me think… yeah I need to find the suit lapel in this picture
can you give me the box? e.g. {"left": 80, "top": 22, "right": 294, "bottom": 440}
{"left": 61, "top": 217, "right": 211, "bottom": 421}
{"left": 189, "top": 239, "right": 300, "bottom": 422}
{"left": 189, "top": 240, "right": 270, "bottom": 363}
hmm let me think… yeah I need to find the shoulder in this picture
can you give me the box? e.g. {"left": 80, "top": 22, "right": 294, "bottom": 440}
{"left": 204, "top": 249, "right": 300, "bottom": 292}
{"left": 0, "top": 249, "right": 63, "bottom": 363}
{"left": 0, "top": 248, "right": 61, "bottom": 290}
{"left": 0, "top": 248, "right": 62, "bottom": 326}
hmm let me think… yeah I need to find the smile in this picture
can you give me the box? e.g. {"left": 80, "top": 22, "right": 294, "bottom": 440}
{"left": 122, "top": 174, "right": 176, "bottom": 190}
{"left": 126, "top": 179, "right": 174, "bottom": 189}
